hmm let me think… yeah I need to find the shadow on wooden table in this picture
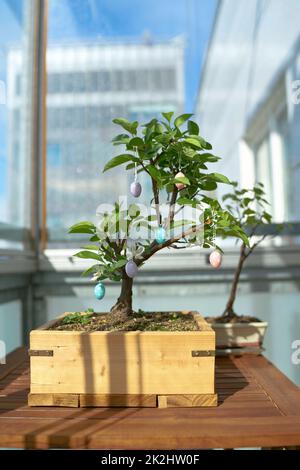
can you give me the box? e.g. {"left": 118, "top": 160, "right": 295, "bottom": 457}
{"left": 215, "top": 355, "right": 249, "bottom": 405}
{"left": 0, "top": 350, "right": 29, "bottom": 415}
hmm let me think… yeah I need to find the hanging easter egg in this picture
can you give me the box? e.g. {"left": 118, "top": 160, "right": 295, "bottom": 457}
{"left": 209, "top": 250, "right": 222, "bottom": 269}
{"left": 175, "top": 171, "right": 186, "bottom": 190}
{"left": 94, "top": 282, "right": 106, "bottom": 300}
{"left": 125, "top": 260, "right": 138, "bottom": 278}
{"left": 130, "top": 181, "right": 142, "bottom": 198}
{"left": 155, "top": 226, "right": 166, "bottom": 244}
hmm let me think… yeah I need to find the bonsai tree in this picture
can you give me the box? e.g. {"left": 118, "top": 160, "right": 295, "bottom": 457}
{"left": 69, "top": 113, "right": 248, "bottom": 321}
{"left": 220, "top": 182, "right": 274, "bottom": 322}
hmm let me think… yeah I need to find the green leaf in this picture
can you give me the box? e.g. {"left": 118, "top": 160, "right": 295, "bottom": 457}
{"left": 82, "top": 245, "right": 100, "bottom": 251}
{"left": 154, "top": 122, "right": 164, "bottom": 134}
{"left": 112, "top": 118, "right": 138, "bottom": 135}
{"left": 208, "top": 173, "right": 231, "bottom": 184}
{"left": 217, "top": 219, "right": 231, "bottom": 227}
{"left": 128, "top": 203, "right": 141, "bottom": 218}
{"left": 81, "top": 264, "right": 99, "bottom": 277}
{"left": 182, "top": 146, "right": 196, "bottom": 158}
{"left": 143, "top": 118, "right": 158, "bottom": 128}
{"left": 234, "top": 230, "right": 249, "bottom": 246}
{"left": 126, "top": 162, "right": 136, "bottom": 170}
{"left": 177, "top": 197, "right": 200, "bottom": 208}
{"left": 187, "top": 120, "right": 199, "bottom": 135}
{"left": 185, "top": 137, "right": 204, "bottom": 149}
{"left": 69, "top": 221, "right": 96, "bottom": 234}
{"left": 198, "top": 163, "right": 208, "bottom": 170}
{"left": 74, "top": 251, "right": 102, "bottom": 261}
{"left": 109, "top": 259, "right": 128, "bottom": 271}
{"left": 186, "top": 135, "right": 212, "bottom": 150}
{"left": 243, "top": 208, "right": 255, "bottom": 216}
{"left": 254, "top": 187, "right": 264, "bottom": 196}
{"left": 202, "top": 140, "right": 212, "bottom": 150}
{"left": 227, "top": 225, "right": 250, "bottom": 246}
{"left": 147, "top": 165, "right": 162, "bottom": 181}
{"left": 155, "top": 133, "right": 172, "bottom": 146}
{"left": 196, "top": 153, "right": 220, "bottom": 163}
{"left": 162, "top": 111, "right": 174, "bottom": 123}
{"left": 103, "top": 154, "right": 139, "bottom": 172}
{"left": 202, "top": 196, "right": 220, "bottom": 208}
{"left": 128, "top": 136, "right": 144, "bottom": 149}
{"left": 112, "top": 133, "right": 130, "bottom": 145}
{"left": 201, "top": 181, "right": 217, "bottom": 191}
{"left": 262, "top": 211, "right": 272, "bottom": 223}
{"left": 90, "top": 234, "right": 100, "bottom": 242}
{"left": 174, "top": 113, "right": 193, "bottom": 128}
{"left": 173, "top": 175, "right": 190, "bottom": 186}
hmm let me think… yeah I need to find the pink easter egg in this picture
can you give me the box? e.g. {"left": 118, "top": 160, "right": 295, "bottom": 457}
{"left": 175, "top": 171, "right": 186, "bottom": 190}
{"left": 209, "top": 250, "right": 222, "bottom": 269}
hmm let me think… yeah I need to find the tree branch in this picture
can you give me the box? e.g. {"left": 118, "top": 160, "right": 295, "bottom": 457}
{"left": 243, "top": 218, "right": 266, "bottom": 259}
{"left": 138, "top": 223, "right": 203, "bottom": 265}
{"left": 151, "top": 177, "right": 161, "bottom": 225}
{"left": 244, "top": 233, "right": 268, "bottom": 259}
{"left": 164, "top": 187, "right": 178, "bottom": 229}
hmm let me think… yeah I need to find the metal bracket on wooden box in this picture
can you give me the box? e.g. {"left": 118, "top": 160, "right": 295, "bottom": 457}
{"left": 191, "top": 350, "right": 215, "bottom": 357}
{"left": 28, "top": 350, "right": 54, "bottom": 357}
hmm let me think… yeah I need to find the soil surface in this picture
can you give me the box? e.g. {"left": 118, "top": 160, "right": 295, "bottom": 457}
{"left": 49, "top": 311, "right": 200, "bottom": 332}
{"left": 206, "top": 314, "right": 262, "bottom": 324}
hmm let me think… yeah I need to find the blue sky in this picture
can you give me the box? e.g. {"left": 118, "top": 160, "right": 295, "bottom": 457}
{"left": 0, "top": 0, "right": 217, "bottom": 213}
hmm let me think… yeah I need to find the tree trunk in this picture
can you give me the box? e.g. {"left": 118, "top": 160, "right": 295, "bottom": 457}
{"left": 110, "top": 272, "right": 133, "bottom": 320}
{"left": 223, "top": 243, "right": 246, "bottom": 319}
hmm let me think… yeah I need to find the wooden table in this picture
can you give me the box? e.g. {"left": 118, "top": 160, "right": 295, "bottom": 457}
{"left": 1, "top": 347, "right": 300, "bottom": 449}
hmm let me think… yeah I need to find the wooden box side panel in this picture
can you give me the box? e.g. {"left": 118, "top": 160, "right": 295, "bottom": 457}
{"left": 30, "top": 329, "right": 215, "bottom": 395}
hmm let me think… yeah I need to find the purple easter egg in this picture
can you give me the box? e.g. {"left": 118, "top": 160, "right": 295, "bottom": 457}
{"left": 125, "top": 260, "right": 138, "bottom": 278}
{"left": 130, "top": 181, "right": 142, "bottom": 198}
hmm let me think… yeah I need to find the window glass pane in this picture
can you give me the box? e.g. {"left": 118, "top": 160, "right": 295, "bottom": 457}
{"left": 0, "top": 0, "right": 33, "bottom": 249}
{"left": 46, "top": 0, "right": 217, "bottom": 244}
{"left": 255, "top": 137, "right": 273, "bottom": 212}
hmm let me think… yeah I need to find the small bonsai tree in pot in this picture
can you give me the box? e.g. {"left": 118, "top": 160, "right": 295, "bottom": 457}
{"left": 28, "top": 113, "right": 252, "bottom": 408}
{"left": 206, "top": 182, "right": 275, "bottom": 351}
{"left": 68, "top": 113, "right": 249, "bottom": 326}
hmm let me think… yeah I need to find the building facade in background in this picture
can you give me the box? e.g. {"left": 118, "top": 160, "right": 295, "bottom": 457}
{"left": 196, "top": 0, "right": 300, "bottom": 223}
{"left": 8, "top": 38, "right": 184, "bottom": 242}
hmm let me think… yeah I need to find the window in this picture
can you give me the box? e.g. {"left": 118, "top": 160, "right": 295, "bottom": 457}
{"left": 46, "top": 0, "right": 204, "bottom": 244}
{"left": 249, "top": 94, "right": 298, "bottom": 225}
{"left": 0, "top": 0, "right": 35, "bottom": 249}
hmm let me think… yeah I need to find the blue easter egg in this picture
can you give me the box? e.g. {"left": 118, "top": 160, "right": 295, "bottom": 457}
{"left": 94, "top": 282, "right": 106, "bottom": 300}
{"left": 130, "top": 181, "right": 142, "bottom": 198}
{"left": 155, "top": 226, "right": 166, "bottom": 244}
{"left": 125, "top": 260, "right": 138, "bottom": 278}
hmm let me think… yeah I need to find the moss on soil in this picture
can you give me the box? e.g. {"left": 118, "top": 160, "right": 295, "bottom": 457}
{"left": 49, "top": 310, "right": 200, "bottom": 332}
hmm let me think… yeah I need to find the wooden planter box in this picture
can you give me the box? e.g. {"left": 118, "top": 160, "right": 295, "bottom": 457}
{"left": 28, "top": 311, "right": 217, "bottom": 408}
